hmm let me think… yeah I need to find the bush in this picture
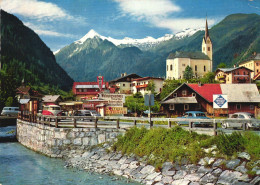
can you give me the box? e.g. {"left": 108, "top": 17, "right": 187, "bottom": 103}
{"left": 215, "top": 132, "right": 246, "bottom": 156}
{"left": 112, "top": 126, "right": 211, "bottom": 167}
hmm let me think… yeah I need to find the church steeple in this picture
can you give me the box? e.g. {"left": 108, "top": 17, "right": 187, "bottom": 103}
{"left": 202, "top": 17, "right": 212, "bottom": 62}
{"left": 204, "top": 18, "right": 209, "bottom": 40}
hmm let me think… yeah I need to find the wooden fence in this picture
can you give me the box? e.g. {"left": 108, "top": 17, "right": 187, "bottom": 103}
{"left": 18, "top": 114, "right": 260, "bottom": 136}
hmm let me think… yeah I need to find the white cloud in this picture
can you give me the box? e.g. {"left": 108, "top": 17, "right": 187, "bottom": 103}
{"left": 24, "top": 22, "right": 78, "bottom": 38}
{"left": 115, "top": 0, "right": 181, "bottom": 19}
{"left": 1, "top": 0, "right": 80, "bottom": 22}
{"left": 153, "top": 17, "right": 216, "bottom": 33}
{"left": 114, "top": 0, "right": 216, "bottom": 33}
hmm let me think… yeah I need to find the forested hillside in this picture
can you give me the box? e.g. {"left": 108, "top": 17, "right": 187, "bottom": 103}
{"left": 0, "top": 10, "right": 74, "bottom": 109}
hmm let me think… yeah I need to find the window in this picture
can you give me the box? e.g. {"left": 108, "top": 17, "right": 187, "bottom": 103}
{"left": 169, "top": 104, "right": 175, "bottom": 110}
{"left": 250, "top": 105, "right": 254, "bottom": 110}
{"left": 243, "top": 72, "right": 245, "bottom": 75}
{"left": 256, "top": 63, "right": 259, "bottom": 66}
{"left": 173, "top": 93, "right": 177, "bottom": 97}
{"left": 236, "top": 104, "right": 241, "bottom": 110}
{"left": 123, "top": 84, "right": 125, "bottom": 87}
{"left": 182, "top": 90, "right": 187, "bottom": 96}
{"left": 192, "top": 93, "right": 196, "bottom": 97}
{"left": 195, "top": 65, "right": 197, "bottom": 71}
{"left": 182, "top": 64, "right": 185, "bottom": 67}
{"left": 208, "top": 47, "right": 210, "bottom": 51}
{"left": 184, "top": 104, "right": 189, "bottom": 110}
{"left": 238, "top": 114, "right": 245, "bottom": 119}
{"left": 170, "top": 65, "right": 173, "bottom": 71}
{"left": 204, "top": 65, "right": 206, "bottom": 72}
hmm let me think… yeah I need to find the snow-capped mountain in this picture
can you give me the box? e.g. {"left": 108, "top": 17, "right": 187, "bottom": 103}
{"left": 175, "top": 28, "right": 204, "bottom": 39}
{"left": 73, "top": 28, "right": 201, "bottom": 50}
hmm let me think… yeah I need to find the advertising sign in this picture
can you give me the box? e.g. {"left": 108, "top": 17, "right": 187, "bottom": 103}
{"left": 105, "top": 107, "right": 127, "bottom": 115}
{"left": 100, "top": 93, "right": 125, "bottom": 107}
{"left": 213, "top": 94, "right": 228, "bottom": 109}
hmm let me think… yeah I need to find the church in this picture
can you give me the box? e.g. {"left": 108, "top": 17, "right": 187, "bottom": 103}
{"left": 166, "top": 19, "right": 213, "bottom": 80}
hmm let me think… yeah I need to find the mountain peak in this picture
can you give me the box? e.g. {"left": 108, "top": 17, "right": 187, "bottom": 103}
{"left": 75, "top": 29, "right": 101, "bottom": 44}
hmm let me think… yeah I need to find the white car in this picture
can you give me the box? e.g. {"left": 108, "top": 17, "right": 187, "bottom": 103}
{"left": 1, "top": 107, "right": 19, "bottom": 117}
{"left": 222, "top": 112, "right": 259, "bottom": 129}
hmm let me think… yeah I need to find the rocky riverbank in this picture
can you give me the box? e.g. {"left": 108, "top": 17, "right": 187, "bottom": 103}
{"left": 65, "top": 144, "right": 260, "bottom": 185}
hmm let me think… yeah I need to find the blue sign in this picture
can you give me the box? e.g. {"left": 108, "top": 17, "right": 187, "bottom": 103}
{"left": 213, "top": 94, "right": 228, "bottom": 109}
{"left": 144, "top": 94, "right": 154, "bottom": 106}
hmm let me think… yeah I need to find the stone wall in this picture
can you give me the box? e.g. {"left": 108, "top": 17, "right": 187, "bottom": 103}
{"left": 16, "top": 119, "right": 125, "bottom": 157}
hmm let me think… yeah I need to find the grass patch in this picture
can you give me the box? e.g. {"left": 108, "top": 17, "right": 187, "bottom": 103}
{"left": 112, "top": 127, "right": 260, "bottom": 168}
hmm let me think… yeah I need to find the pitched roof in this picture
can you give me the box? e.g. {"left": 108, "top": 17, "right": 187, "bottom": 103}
{"left": 167, "top": 51, "right": 210, "bottom": 60}
{"left": 220, "top": 84, "right": 260, "bottom": 103}
{"left": 162, "top": 83, "right": 260, "bottom": 104}
{"left": 216, "top": 66, "right": 253, "bottom": 73}
{"left": 188, "top": 84, "right": 222, "bottom": 102}
{"left": 17, "top": 86, "right": 30, "bottom": 94}
{"left": 110, "top": 73, "right": 142, "bottom": 83}
{"left": 132, "top": 77, "right": 164, "bottom": 81}
{"left": 42, "top": 95, "right": 61, "bottom": 103}
{"left": 253, "top": 72, "right": 260, "bottom": 80}
{"left": 239, "top": 53, "right": 260, "bottom": 64}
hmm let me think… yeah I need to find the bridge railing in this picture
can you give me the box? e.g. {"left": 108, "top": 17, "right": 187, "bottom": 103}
{"left": 17, "top": 115, "right": 260, "bottom": 136}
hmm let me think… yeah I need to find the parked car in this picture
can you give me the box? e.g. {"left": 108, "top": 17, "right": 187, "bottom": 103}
{"left": 177, "top": 111, "right": 212, "bottom": 126}
{"left": 42, "top": 105, "right": 63, "bottom": 116}
{"left": 1, "top": 107, "right": 19, "bottom": 117}
{"left": 73, "top": 110, "right": 100, "bottom": 121}
{"left": 89, "top": 110, "right": 101, "bottom": 117}
{"left": 222, "top": 112, "right": 259, "bottom": 129}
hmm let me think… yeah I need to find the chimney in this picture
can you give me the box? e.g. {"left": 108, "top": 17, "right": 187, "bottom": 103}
{"left": 198, "top": 82, "right": 202, "bottom": 87}
{"left": 234, "top": 64, "right": 236, "bottom": 68}
{"left": 253, "top": 51, "right": 257, "bottom": 56}
{"left": 121, "top": 73, "right": 124, "bottom": 77}
{"left": 124, "top": 72, "right": 127, "bottom": 76}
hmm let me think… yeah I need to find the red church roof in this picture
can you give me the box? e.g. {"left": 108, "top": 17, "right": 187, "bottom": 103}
{"left": 188, "top": 84, "right": 222, "bottom": 102}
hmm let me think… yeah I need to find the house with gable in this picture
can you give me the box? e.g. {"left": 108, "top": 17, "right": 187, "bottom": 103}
{"left": 239, "top": 52, "right": 260, "bottom": 79}
{"left": 215, "top": 66, "right": 252, "bottom": 84}
{"left": 161, "top": 83, "right": 260, "bottom": 117}
{"left": 109, "top": 73, "right": 142, "bottom": 94}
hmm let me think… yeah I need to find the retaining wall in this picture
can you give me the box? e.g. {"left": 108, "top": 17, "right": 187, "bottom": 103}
{"left": 16, "top": 119, "right": 125, "bottom": 157}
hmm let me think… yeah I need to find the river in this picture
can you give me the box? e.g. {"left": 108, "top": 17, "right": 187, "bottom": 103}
{"left": 0, "top": 126, "right": 139, "bottom": 185}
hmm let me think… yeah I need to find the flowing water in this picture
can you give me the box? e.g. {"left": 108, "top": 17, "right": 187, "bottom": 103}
{"left": 0, "top": 126, "right": 139, "bottom": 185}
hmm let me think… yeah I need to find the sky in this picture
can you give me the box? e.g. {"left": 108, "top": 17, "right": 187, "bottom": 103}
{"left": 1, "top": 0, "right": 260, "bottom": 52}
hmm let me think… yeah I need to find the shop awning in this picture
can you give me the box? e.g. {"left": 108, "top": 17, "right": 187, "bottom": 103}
{"left": 19, "top": 99, "right": 30, "bottom": 104}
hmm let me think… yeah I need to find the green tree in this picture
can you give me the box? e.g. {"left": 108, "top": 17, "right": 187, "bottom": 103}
{"left": 125, "top": 93, "right": 161, "bottom": 115}
{"left": 200, "top": 72, "right": 217, "bottom": 83}
{"left": 217, "top": 63, "right": 227, "bottom": 68}
{"left": 146, "top": 80, "right": 156, "bottom": 94}
{"left": 160, "top": 79, "right": 184, "bottom": 100}
{"left": 5, "top": 97, "right": 14, "bottom": 106}
{"left": 183, "top": 66, "right": 193, "bottom": 80}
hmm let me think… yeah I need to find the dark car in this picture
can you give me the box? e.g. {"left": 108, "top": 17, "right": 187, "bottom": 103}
{"left": 73, "top": 110, "right": 93, "bottom": 121}
{"left": 177, "top": 111, "right": 212, "bottom": 126}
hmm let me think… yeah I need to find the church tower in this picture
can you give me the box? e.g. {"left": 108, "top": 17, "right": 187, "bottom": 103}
{"left": 202, "top": 18, "right": 212, "bottom": 61}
